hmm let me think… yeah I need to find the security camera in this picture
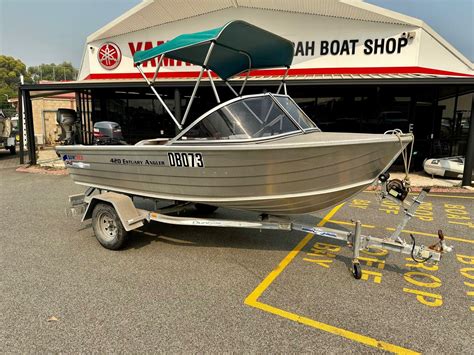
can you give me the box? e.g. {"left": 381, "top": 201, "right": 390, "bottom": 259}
{"left": 401, "top": 31, "right": 416, "bottom": 40}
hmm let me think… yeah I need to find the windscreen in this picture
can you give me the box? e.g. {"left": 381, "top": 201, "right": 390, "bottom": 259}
{"left": 179, "top": 96, "right": 300, "bottom": 140}
{"left": 275, "top": 96, "right": 318, "bottom": 130}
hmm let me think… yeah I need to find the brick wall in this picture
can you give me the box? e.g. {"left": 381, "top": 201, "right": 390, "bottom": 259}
{"left": 32, "top": 97, "right": 76, "bottom": 145}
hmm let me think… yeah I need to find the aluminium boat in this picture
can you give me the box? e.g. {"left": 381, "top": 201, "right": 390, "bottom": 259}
{"left": 56, "top": 20, "right": 413, "bottom": 215}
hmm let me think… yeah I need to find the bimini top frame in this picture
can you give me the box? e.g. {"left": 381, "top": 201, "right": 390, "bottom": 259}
{"left": 133, "top": 20, "right": 295, "bottom": 130}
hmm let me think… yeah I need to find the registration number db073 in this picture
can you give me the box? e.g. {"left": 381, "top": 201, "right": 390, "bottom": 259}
{"left": 168, "top": 152, "right": 204, "bottom": 167}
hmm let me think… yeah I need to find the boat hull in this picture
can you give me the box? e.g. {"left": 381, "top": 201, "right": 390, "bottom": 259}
{"left": 56, "top": 132, "right": 412, "bottom": 214}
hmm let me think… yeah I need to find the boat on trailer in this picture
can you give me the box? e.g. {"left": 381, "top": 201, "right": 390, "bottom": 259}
{"left": 57, "top": 20, "right": 412, "bottom": 215}
{"left": 59, "top": 21, "right": 450, "bottom": 277}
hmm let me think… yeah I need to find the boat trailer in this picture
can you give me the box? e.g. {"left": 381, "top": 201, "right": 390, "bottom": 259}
{"left": 67, "top": 180, "right": 452, "bottom": 279}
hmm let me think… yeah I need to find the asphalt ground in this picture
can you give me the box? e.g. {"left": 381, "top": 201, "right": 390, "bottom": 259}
{"left": 1, "top": 151, "right": 473, "bottom": 353}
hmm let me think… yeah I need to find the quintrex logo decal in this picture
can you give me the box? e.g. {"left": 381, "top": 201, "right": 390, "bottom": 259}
{"left": 63, "top": 154, "right": 84, "bottom": 166}
{"left": 63, "top": 154, "right": 84, "bottom": 161}
{"left": 98, "top": 42, "right": 121, "bottom": 70}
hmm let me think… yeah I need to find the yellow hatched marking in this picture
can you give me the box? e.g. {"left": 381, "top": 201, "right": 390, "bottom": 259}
{"left": 245, "top": 203, "right": 419, "bottom": 354}
{"left": 424, "top": 194, "right": 474, "bottom": 199}
{"left": 327, "top": 219, "right": 474, "bottom": 245}
{"left": 385, "top": 228, "right": 474, "bottom": 245}
{"left": 362, "top": 191, "right": 474, "bottom": 199}
{"left": 329, "top": 219, "right": 376, "bottom": 229}
{"left": 245, "top": 204, "right": 341, "bottom": 304}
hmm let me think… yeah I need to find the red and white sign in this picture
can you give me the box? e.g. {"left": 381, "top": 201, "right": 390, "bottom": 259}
{"left": 81, "top": 8, "right": 473, "bottom": 79}
{"left": 98, "top": 42, "right": 122, "bottom": 70}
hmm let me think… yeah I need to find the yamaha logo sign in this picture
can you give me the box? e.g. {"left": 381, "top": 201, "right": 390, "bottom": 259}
{"left": 98, "top": 42, "right": 121, "bottom": 70}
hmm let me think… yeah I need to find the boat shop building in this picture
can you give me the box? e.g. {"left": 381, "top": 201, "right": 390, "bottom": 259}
{"left": 19, "top": 0, "right": 474, "bottom": 184}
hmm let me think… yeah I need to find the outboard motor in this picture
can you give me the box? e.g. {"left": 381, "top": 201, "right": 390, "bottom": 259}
{"left": 93, "top": 121, "right": 126, "bottom": 145}
{"left": 57, "top": 109, "right": 80, "bottom": 144}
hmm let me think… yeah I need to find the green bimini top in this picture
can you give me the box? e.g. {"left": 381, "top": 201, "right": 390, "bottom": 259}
{"left": 133, "top": 20, "right": 294, "bottom": 80}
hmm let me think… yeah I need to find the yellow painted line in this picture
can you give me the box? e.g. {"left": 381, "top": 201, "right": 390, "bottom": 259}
{"left": 363, "top": 191, "right": 474, "bottom": 199}
{"left": 245, "top": 203, "right": 343, "bottom": 304}
{"left": 249, "top": 300, "right": 418, "bottom": 354}
{"left": 245, "top": 203, "right": 419, "bottom": 354}
{"left": 385, "top": 228, "right": 474, "bottom": 245}
{"left": 424, "top": 194, "right": 474, "bottom": 199}
{"left": 329, "top": 219, "right": 376, "bottom": 229}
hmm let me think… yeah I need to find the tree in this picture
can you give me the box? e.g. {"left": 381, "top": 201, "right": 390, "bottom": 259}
{"left": 0, "top": 55, "right": 32, "bottom": 115}
{"left": 28, "top": 62, "right": 78, "bottom": 82}
{"left": 0, "top": 56, "right": 79, "bottom": 116}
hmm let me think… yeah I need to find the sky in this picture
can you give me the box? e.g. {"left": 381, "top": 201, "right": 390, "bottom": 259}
{"left": 0, "top": 0, "right": 473, "bottom": 69}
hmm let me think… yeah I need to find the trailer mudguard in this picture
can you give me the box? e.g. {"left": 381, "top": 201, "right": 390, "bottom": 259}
{"left": 82, "top": 192, "right": 146, "bottom": 231}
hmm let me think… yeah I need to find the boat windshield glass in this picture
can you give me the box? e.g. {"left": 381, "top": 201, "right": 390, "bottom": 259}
{"left": 178, "top": 96, "right": 301, "bottom": 140}
{"left": 274, "top": 96, "right": 318, "bottom": 130}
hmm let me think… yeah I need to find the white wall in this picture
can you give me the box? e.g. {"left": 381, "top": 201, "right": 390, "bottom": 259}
{"left": 418, "top": 29, "right": 473, "bottom": 74}
{"left": 79, "top": 6, "right": 472, "bottom": 80}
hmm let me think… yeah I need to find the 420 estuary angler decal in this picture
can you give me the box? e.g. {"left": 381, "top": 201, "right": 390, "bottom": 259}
{"left": 108, "top": 153, "right": 204, "bottom": 168}
{"left": 168, "top": 152, "right": 204, "bottom": 168}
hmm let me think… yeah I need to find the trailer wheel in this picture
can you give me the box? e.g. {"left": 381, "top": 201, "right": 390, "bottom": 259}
{"left": 92, "top": 203, "right": 127, "bottom": 250}
{"left": 9, "top": 146, "right": 16, "bottom": 155}
{"left": 351, "top": 262, "right": 362, "bottom": 280}
{"left": 194, "top": 203, "right": 218, "bottom": 214}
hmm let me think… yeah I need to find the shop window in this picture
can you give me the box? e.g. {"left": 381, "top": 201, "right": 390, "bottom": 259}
{"left": 453, "top": 92, "right": 473, "bottom": 156}
{"left": 456, "top": 93, "right": 472, "bottom": 136}
{"left": 438, "top": 96, "right": 455, "bottom": 141}
{"left": 314, "top": 97, "right": 343, "bottom": 131}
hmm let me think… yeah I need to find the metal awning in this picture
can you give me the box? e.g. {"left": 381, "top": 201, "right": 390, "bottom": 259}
{"left": 133, "top": 20, "right": 294, "bottom": 80}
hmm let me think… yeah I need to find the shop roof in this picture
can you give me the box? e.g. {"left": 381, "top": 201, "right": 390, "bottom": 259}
{"left": 88, "top": 0, "right": 422, "bottom": 43}
{"left": 20, "top": 74, "right": 474, "bottom": 94}
{"left": 87, "top": 0, "right": 473, "bottom": 71}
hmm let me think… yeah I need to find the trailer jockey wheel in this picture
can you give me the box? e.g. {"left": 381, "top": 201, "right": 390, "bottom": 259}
{"left": 92, "top": 203, "right": 128, "bottom": 250}
{"left": 351, "top": 262, "right": 362, "bottom": 280}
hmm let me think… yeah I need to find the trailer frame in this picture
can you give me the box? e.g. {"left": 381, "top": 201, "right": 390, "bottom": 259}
{"left": 67, "top": 184, "right": 452, "bottom": 279}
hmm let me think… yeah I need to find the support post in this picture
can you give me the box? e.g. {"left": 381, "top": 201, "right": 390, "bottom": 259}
{"left": 136, "top": 65, "right": 182, "bottom": 130}
{"left": 174, "top": 88, "right": 182, "bottom": 136}
{"left": 181, "top": 66, "right": 204, "bottom": 125}
{"left": 18, "top": 87, "right": 24, "bottom": 164}
{"left": 75, "top": 91, "right": 83, "bottom": 143}
{"left": 181, "top": 42, "right": 215, "bottom": 126}
{"left": 276, "top": 67, "right": 290, "bottom": 94}
{"left": 462, "top": 94, "right": 474, "bottom": 187}
{"left": 24, "top": 90, "right": 36, "bottom": 165}
{"left": 207, "top": 70, "right": 220, "bottom": 103}
{"left": 86, "top": 90, "right": 92, "bottom": 145}
{"left": 239, "top": 70, "right": 250, "bottom": 95}
{"left": 151, "top": 55, "right": 164, "bottom": 84}
{"left": 225, "top": 81, "right": 239, "bottom": 97}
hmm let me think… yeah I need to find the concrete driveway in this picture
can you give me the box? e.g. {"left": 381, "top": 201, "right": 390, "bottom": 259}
{"left": 1, "top": 161, "right": 473, "bottom": 353}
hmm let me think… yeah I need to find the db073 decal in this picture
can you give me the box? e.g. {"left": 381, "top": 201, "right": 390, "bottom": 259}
{"left": 168, "top": 152, "right": 204, "bottom": 167}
